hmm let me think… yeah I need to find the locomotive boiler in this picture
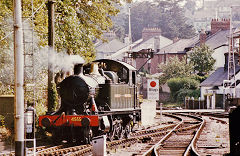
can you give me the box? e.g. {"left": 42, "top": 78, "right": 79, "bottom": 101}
{"left": 39, "top": 59, "right": 141, "bottom": 144}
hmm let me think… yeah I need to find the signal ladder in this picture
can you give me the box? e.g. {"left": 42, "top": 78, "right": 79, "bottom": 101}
{"left": 22, "top": 0, "right": 36, "bottom": 155}
{"left": 227, "top": 7, "right": 239, "bottom": 98}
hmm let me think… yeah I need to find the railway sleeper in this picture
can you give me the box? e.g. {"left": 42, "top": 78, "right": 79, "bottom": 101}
{"left": 158, "top": 149, "right": 186, "bottom": 155}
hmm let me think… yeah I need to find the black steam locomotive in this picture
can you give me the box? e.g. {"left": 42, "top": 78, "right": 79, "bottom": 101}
{"left": 39, "top": 59, "right": 141, "bottom": 144}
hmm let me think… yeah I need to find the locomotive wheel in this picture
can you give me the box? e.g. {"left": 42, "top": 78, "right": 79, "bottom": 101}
{"left": 107, "top": 129, "right": 115, "bottom": 141}
{"left": 83, "top": 128, "right": 93, "bottom": 144}
{"left": 114, "top": 122, "right": 124, "bottom": 140}
{"left": 124, "top": 124, "right": 131, "bottom": 139}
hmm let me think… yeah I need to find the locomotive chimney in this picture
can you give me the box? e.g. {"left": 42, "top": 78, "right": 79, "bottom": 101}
{"left": 74, "top": 63, "right": 83, "bottom": 75}
{"left": 90, "top": 62, "right": 101, "bottom": 75}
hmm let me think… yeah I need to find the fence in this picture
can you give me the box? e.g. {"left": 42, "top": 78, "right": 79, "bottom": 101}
{"left": 185, "top": 98, "right": 207, "bottom": 109}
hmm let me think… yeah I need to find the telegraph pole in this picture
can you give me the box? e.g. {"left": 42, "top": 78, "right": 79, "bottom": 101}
{"left": 14, "top": 0, "right": 24, "bottom": 155}
{"left": 48, "top": 0, "right": 55, "bottom": 111}
{"left": 128, "top": 4, "right": 132, "bottom": 45}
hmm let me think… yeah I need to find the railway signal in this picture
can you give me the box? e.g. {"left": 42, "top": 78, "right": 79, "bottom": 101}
{"left": 147, "top": 79, "right": 159, "bottom": 101}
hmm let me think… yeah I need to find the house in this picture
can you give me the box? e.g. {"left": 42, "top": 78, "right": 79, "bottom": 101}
{"left": 95, "top": 31, "right": 127, "bottom": 59}
{"left": 200, "top": 53, "right": 240, "bottom": 109}
{"left": 199, "top": 21, "right": 240, "bottom": 109}
{"left": 132, "top": 28, "right": 173, "bottom": 52}
{"left": 187, "top": 19, "right": 238, "bottom": 70}
{"left": 136, "top": 19, "right": 234, "bottom": 75}
{"left": 108, "top": 27, "right": 173, "bottom": 62}
{"left": 95, "top": 39, "right": 126, "bottom": 59}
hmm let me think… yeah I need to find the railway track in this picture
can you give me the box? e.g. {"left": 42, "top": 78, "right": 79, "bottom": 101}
{"left": 142, "top": 113, "right": 205, "bottom": 156}
{"left": 195, "top": 113, "right": 229, "bottom": 155}
{"left": 38, "top": 112, "right": 227, "bottom": 156}
{"left": 32, "top": 114, "right": 180, "bottom": 156}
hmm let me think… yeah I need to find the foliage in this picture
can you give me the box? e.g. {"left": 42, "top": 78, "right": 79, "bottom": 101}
{"left": 158, "top": 56, "right": 193, "bottom": 84}
{"left": 0, "top": 115, "right": 5, "bottom": 127}
{"left": 190, "top": 74, "right": 208, "bottom": 83}
{"left": 167, "top": 77, "right": 199, "bottom": 102}
{"left": 189, "top": 44, "right": 216, "bottom": 75}
{"left": 0, "top": 115, "right": 11, "bottom": 141}
{"left": 0, "top": 0, "right": 122, "bottom": 111}
{"left": 47, "top": 82, "right": 59, "bottom": 112}
{"left": 122, "top": 0, "right": 196, "bottom": 41}
{"left": 184, "top": 0, "right": 196, "bottom": 13}
{"left": 55, "top": 0, "right": 120, "bottom": 62}
{"left": 176, "top": 88, "right": 200, "bottom": 103}
{"left": 36, "top": 102, "right": 47, "bottom": 117}
{"left": 0, "top": 1, "right": 13, "bottom": 49}
{"left": 1, "top": 0, "right": 121, "bottom": 62}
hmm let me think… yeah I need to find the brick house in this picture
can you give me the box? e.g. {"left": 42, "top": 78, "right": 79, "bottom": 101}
{"left": 134, "top": 19, "right": 237, "bottom": 101}
{"left": 199, "top": 20, "right": 240, "bottom": 109}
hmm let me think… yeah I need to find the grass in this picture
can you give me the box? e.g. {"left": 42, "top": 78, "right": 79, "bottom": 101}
{"left": 162, "top": 102, "right": 183, "bottom": 109}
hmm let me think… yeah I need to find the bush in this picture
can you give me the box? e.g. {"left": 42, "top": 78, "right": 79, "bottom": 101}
{"left": 0, "top": 115, "right": 5, "bottom": 127}
{"left": 167, "top": 77, "right": 199, "bottom": 102}
{"left": 0, "top": 115, "right": 11, "bottom": 141}
{"left": 191, "top": 74, "right": 208, "bottom": 83}
{"left": 36, "top": 103, "right": 47, "bottom": 117}
{"left": 177, "top": 88, "right": 200, "bottom": 103}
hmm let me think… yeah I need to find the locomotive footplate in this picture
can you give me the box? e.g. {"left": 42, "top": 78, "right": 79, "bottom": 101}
{"left": 39, "top": 114, "right": 99, "bottom": 127}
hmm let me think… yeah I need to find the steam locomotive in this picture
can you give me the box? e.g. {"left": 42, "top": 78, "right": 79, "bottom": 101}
{"left": 39, "top": 59, "right": 141, "bottom": 144}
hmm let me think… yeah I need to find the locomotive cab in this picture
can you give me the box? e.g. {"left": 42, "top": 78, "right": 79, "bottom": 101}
{"left": 90, "top": 59, "right": 139, "bottom": 110}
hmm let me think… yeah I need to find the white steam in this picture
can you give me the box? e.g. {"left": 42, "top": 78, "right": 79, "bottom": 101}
{"left": 47, "top": 48, "right": 85, "bottom": 73}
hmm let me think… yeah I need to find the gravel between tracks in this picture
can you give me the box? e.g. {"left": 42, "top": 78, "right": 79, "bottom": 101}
{"left": 106, "top": 115, "right": 179, "bottom": 156}
{"left": 196, "top": 116, "right": 230, "bottom": 155}
{"left": 107, "top": 115, "right": 230, "bottom": 156}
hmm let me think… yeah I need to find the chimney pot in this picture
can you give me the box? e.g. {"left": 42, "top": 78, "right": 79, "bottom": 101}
{"left": 142, "top": 27, "right": 161, "bottom": 41}
{"left": 211, "top": 18, "right": 230, "bottom": 34}
{"left": 200, "top": 29, "right": 207, "bottom": 45}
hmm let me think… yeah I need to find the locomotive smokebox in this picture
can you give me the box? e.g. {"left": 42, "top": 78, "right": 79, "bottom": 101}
{"left": 74, "top": 63, "right": 83, "bottom": 75}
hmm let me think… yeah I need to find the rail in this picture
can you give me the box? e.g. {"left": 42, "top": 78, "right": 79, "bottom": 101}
{"left": 142, "top": 113, "right": 204, "bottom": 156}
{"left": 184, "top": 114, "right": 205, "bottom": 156}
{"left": 142, "top": 113, "right": 183, "bottom": 156}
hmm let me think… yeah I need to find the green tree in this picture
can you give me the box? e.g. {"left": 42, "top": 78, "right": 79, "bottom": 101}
{"left": 189, "top": 44, "right": 216, "bottom": 76}
{"left": 123, "top": 0, "right": 196, "bottom": 41}
{"left": 167, "top": 77, "right": 199, "bottom": 103}
{"left": 0, "top": 0, "right": 122, "bottom": 109}
{"left": 158, "top": 56, "right": 193, "bottom": 84}
{"left": 54, "top": 0, "right": 121, "bottom": 62}
{"left": 184, "top": 0, "right": 196, "bottom": 14}
{"left": 1, "top": 0, "right": 121, "bottom": 62}
{"left": 0, "top": 1, "right": 13, "bottom": 53}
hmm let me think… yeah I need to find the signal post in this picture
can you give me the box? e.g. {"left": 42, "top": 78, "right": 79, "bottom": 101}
{"left": 14, "top": 0, "right": 25, "bottom": 155}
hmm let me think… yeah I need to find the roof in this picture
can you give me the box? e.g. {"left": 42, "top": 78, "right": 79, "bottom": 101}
{"left": 200, "top": 66, "right": 240, "bottom": 87}
{"left": 193, "top": 27, "right": 240, "bottom": 50}
{"left": 95, "top": 39, "right": 126, "bottom": 53}
{"left": 158, "top": 36, "right": 198, "bottom": 54}
{"left": 107, "top": 38, "right": 144, "bottom": 59}
{"left": 204, "top": 30, "right": 229, "bottom": 49}
{"left": 108, "top": 35, "right": 172, "bottom": 59}
{"left": 132, "top": 35, "right": 173, "bottom": 52}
